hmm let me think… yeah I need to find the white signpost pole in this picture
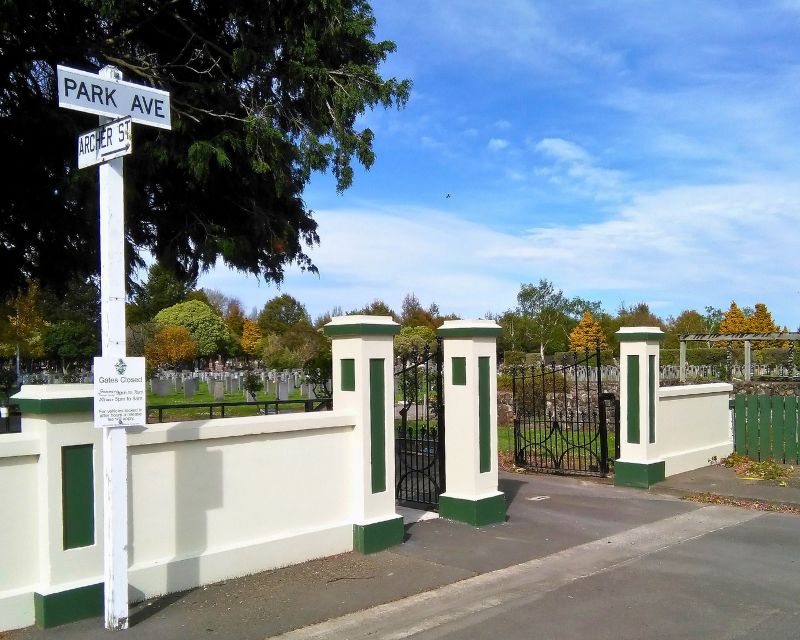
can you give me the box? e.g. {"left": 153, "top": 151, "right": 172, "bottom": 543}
{"left": 57, "top": 62, "right": 170, "bottom": 630}
{"left": 97, "top": 65, "right": 129, "bottom": 632}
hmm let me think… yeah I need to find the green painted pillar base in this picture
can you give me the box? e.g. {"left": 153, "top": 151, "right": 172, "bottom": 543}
{"left": 353, "top": 516, "right": 405, "bottom": 554}
{"left": 34, "top": 583, "right": 103, "bottom": 628}
{"left": 439, "top": 494, "right": 506, "bottom": 526}
{"left": 614, "top": 460, "right": 665, "bottom": 488}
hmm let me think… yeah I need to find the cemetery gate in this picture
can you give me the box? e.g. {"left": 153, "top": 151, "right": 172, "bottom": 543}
{"left": 395, "top": 339, "right": 445, "bottom": 508}
{"left": 511, "top": 347, "right": 618, "bottom": 476}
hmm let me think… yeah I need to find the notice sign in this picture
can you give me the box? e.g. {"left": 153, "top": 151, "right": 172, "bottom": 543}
{"left": 93, "top": 357, "right": 146, "bottom": 428}
{"left": 78, "top": 117, "right": 132, "bottom": 169}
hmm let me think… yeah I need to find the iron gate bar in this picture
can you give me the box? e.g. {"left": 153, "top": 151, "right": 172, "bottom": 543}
{"left": 511, "top": 344, "right": 613, "bottom": 477}
{"left": 394, "top": 338, "right": 445, "bottom": 508}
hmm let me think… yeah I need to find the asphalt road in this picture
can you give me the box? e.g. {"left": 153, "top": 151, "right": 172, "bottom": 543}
{"left": 278, "top": 506, "right": 799, "bottom": 640}
{"left": 10, "top": 471, "right": 799, "bottom": 639}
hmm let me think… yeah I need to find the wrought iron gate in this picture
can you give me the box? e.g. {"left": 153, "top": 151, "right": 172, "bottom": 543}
{"left": 511, "top": 347, "right": 617, "bottom": 476}
{"left": 395, "top": 339, "right": 445, "bottom": 508}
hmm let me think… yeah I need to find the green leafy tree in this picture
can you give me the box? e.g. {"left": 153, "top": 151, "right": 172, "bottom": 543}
{"left": 42, "top": 320, "right": 98, "bottom": 369}
{"left": 154, "top": 300, "right": 235, "bottom": 357}
{"left": 0, "top": 1, "right": 410, "bottom": 299}
{"left": 400, "top": 294, "right": 437, "bottom": 330}
{"left": 128, "top": 263, "right": 197, "bottom": 323}
{"left": 350, "top": 299, "right": 399, "bottom": 321}
{"left": 257, "top": 295, "right": 310, "bottom": 336}
{"left": 516, "top": 280, "right": 601, "bottom": 359}
{"left": 394, "top": 325, "right": 437, "bottom": 361}
{"left": 664, "top": 309, "right": 706, "bottom": 349}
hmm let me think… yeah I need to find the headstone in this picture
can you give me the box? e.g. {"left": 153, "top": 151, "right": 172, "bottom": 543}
{"left": 277, "top": 381, "right": 289, "bottom": 401}
{"left": 155, "top": 378, "right": 170, "bottom": 396}
{"left": 245, "top": 390, "right": 257, "bottom": 403}
{"left": 211, "top": 380, "right": 224, "bottom": 401}
{"left": 183, "top": 379, "right": 196, "bottom": 399}
{"left": 306, "top": 385, "right": 316, "bottom": 400}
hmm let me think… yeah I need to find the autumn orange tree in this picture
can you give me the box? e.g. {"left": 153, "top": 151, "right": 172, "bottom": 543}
{"left": 569, "top": 310, "right": 608, "bottom": 352}
{"left": 145, "top": 325, "right": 198, "bottom": 370}
{"left": 747, "top": 303, "right": 779, "bottom": 348}
{"left": 239, "top": 319, "right": 263, "bottom": 359}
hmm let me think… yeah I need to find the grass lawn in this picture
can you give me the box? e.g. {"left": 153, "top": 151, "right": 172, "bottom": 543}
{"left": 497, "top": 423, "right": 616, "bottom": 470}
{"left": 146, "top": 383, "right": 321, "bottom": 423}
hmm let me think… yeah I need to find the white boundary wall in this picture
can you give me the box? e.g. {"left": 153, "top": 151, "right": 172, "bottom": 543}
{"left": 0, "top": 398, "right": 358, "bottom": 631}
{"left": 657, "top": 383, "right": 734, "bottom": 477}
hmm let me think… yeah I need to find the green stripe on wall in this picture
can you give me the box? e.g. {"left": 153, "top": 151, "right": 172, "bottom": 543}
{"left": 627, "top": 355, "right": 640, "bottom": 444}
{"left": 61, "top": 444, "right": 94, "bottom": 550}
{"left": 369, "top": 359, "right": 386, "bottom": 493}
{"left": 479, "top": 356, "right": 491, "bottom": 473}
{"left": 648, "top": 354, "right": 656, "bottom": 444}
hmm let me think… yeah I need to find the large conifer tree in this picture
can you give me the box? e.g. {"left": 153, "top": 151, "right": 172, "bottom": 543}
{"left": 0, "top": 1, "right": 410, "bottom": 298}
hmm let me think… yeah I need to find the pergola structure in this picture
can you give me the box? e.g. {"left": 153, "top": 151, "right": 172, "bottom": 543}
{"left": 678, "top": 333, "right": 800, "bottom": 382}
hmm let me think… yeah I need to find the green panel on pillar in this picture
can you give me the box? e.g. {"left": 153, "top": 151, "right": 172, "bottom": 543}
{"left": 369, "top": 359, "right": 386, "bottom": 494}
{"left": 353, "top": 516, "right": 404, "bottom": 553}
{"left": 439, "top": 494, "right": 506, "bottom": 526}
{"left": 340, "top": 358, "right": 355, "bottom": 391}
{"left": 614, "top": 460, "right": 665, "bottom": 488}
{"left": 627, "top": 355, "right": 640, "bottom": 444}
{"left": 648, "top": 354, "right": 656, "bottom": 444}
{"left": 61, "top": 444, "right": 94, "bottom": 549}
{"left": 452, "top": 357, "right": 467, "bottom": 385}
{"left": 34, "top": 583, "right": 103, "bottom": 628}
{"left": 478, "top": 356, "right": 491, "bottom": 473}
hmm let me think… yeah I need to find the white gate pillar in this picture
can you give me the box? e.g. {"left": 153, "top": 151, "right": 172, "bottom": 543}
{"left": 614, "top": 327, "right": 665, "bottom": 488}
{"left": 323, "top": 316, "right": 404, "bottom": 553}
{"left": 437, "top": 320, "right": 506, "bottom": 526}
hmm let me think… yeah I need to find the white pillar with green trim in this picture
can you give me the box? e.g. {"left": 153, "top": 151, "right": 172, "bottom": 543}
{"left": 323, "top": 315, "right": 404, "bottom": 553}
{"left": 12, "top": 384, "right": 105, "bottom": 629}
{"left": 615, "top": 327, "right": 665, "bottom": 488}
{"left": 436, "top": 320, "right": 506, "bottom": 526}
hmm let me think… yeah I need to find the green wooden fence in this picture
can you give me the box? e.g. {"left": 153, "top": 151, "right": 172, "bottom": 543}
{"left": 733, "top": 394, "right": 799, "bottom": 464}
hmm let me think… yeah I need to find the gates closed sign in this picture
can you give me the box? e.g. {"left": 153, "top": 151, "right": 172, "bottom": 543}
{"left": 93, "top": 357, "right": 146, "bottom": 428}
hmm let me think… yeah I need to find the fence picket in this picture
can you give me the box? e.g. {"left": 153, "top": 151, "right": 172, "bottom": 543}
{"left": 771, "top": 396, "right": 785, "bottom": 463}
{"left": 746, "top": 396, "right": 759, "bottom": 459}
{"left": 786, "top": 397, "right": 798, "bottom": 465}
{"left": 758, "top": 396, "right": 772, "bottom": 461}
{"left": 734, "top": 395, "right": 747, "bottom": 456}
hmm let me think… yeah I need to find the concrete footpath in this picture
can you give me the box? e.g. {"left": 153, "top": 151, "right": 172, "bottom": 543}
{"left": 7, "top": 466, "right": 799, "bottom": 640}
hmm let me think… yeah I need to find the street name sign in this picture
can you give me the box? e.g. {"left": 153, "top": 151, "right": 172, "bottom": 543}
{"left": 78, "top": 117, "right": 132, "bottom": 169}
{"left": 93, "top": 357, "right": 146, "bottom": 428}
{"left": 57, "top": 64, "right": 171, "bottom": 129}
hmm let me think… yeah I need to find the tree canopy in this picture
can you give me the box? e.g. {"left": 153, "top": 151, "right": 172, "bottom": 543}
{"left": 153, "top": 300, "right": 235, "bottom": 357}
{"left": 0, "top": 0, "right": 410, "bottom": 298}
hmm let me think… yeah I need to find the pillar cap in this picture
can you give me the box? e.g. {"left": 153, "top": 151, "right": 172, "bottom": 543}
{"left": 437, "top": 319, "right": 502, "bottom": 338}
{"left": 13, "top": 383, "right": 94, "bottom": 413}
{"left": 323, "top": 315, "right": 400, "bottom": 338}
{"left": 615, "top": 326, "right": 665, "bottom": 342}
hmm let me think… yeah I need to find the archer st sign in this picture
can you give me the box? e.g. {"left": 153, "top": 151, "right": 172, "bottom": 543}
{"left": 57, "top": 65, "right": 171, "bottom": 129}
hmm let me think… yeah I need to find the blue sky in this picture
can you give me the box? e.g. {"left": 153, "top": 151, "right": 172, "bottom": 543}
{"left": 199, "top": 1, "right": 800, "bottom": 327}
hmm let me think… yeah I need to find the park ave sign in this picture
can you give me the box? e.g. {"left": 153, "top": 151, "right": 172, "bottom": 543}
{"left": 57, "top": 64, "right": 171, "bottom": 129}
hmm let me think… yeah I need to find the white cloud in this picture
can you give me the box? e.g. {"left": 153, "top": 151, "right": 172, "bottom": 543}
{"left": 200, "top": 181, "right": 800, "bottom": 326}
{"left": 533, "top": 137, "right": 625, "bottom": 201}
{"left": 487, "top": 138, "right": 510, "bottom": 151}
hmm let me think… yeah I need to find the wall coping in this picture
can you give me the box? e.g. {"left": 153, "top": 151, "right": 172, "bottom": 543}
{"left": 12, "top": 384, "right": 94, "bottom": 414}
{"left": 616, "top": 327, "right": 665, "bottom": 342}
{"left": 437, "top": 319, "right": 501, "bottom": 338}
{"left": 659, "top": 383, "right": 733, "bottom": 398}
{"left": 0, "top": 433, "right": 41, "bottom": 458}
{"left": 128, "top": 410, "right": 357, "bottom": 446}
{"left": 323, "top": 315, "right": 400, "bottom": 338}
